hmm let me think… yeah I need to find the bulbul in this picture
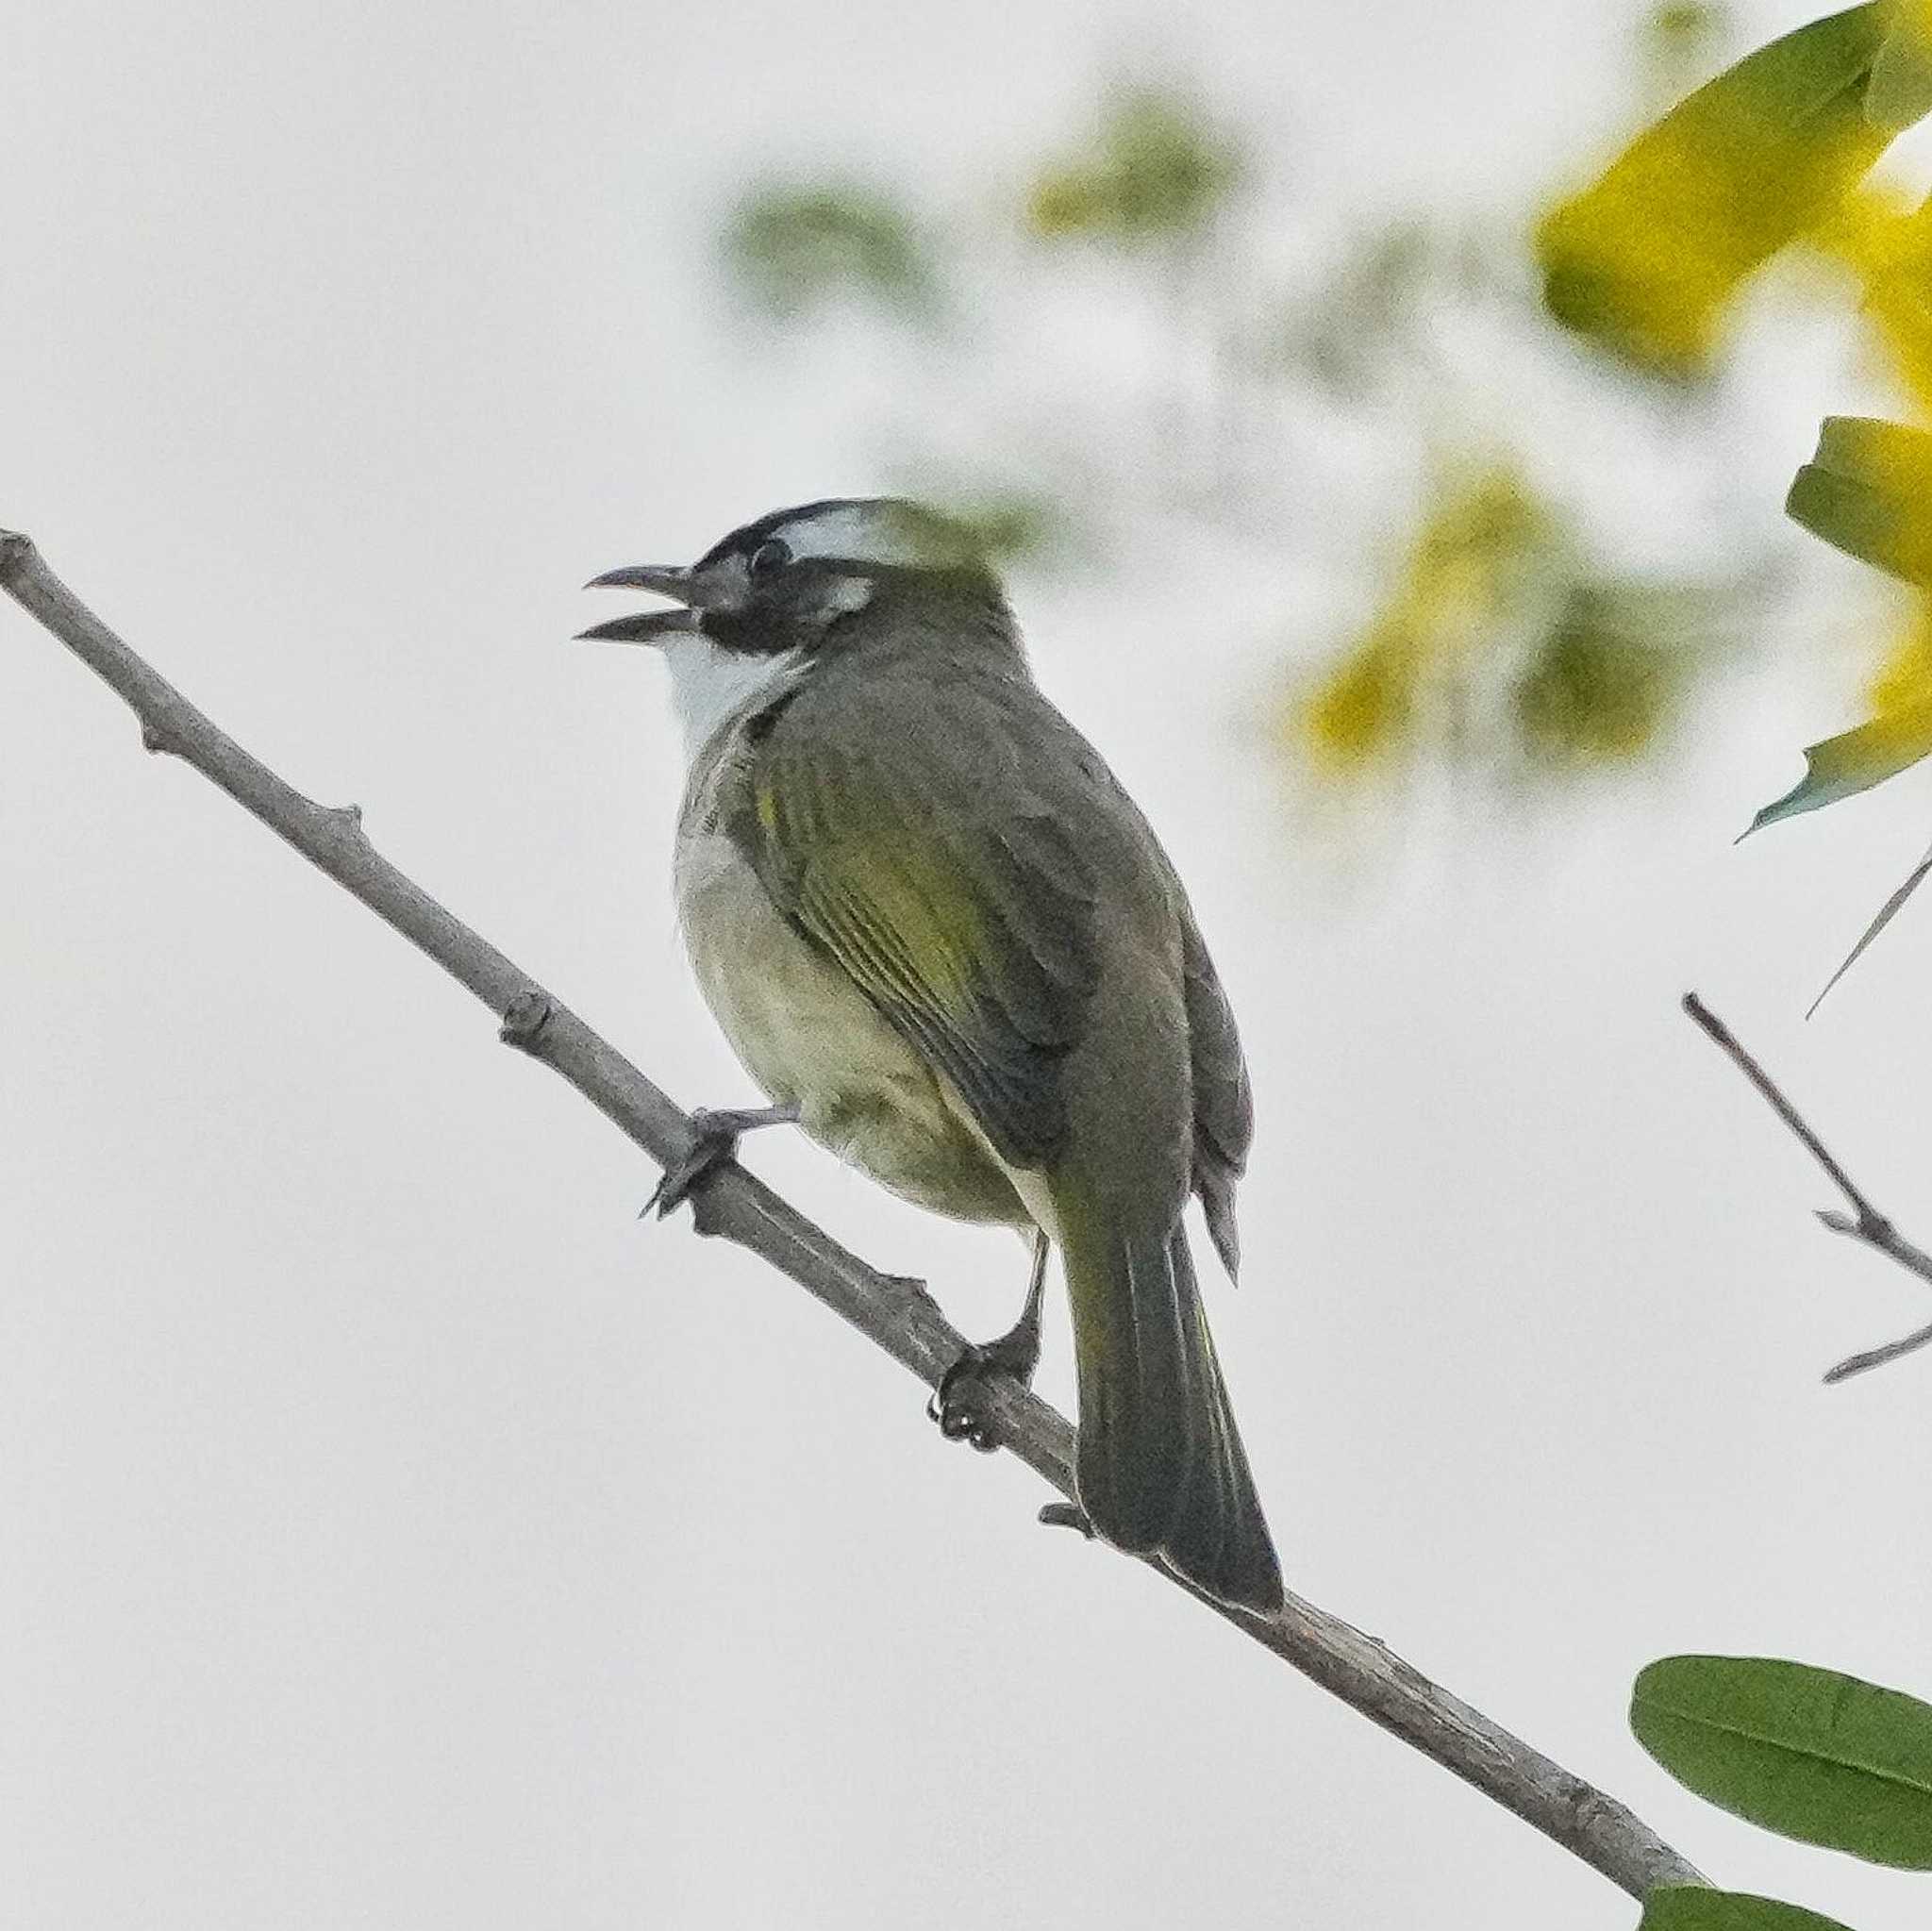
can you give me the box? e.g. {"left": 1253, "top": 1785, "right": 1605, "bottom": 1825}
{"left": 583, "top": 498, "right": 1282, "bottom": 1614}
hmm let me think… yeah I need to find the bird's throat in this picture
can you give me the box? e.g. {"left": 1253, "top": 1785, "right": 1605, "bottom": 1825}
{"left": 661, "top": 635, "right": 808, "bottom": 762}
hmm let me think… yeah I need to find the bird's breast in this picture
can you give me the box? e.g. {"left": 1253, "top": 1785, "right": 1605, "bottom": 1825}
{"left": 672, "top": 815, "right": 1027, "bottom": 1228}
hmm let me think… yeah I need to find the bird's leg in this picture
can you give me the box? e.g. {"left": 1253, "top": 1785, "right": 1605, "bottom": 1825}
{"left": 644, "top": 1103, "right": 802, "bottom": 1219}
{"left": 929, "top": 1230, "right": 1049, "bottom": 1453}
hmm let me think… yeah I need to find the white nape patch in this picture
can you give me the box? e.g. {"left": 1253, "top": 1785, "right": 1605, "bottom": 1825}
{"left": 775, "top": 502, "right": 937, "bottom": 569}
{"left": 660, "top": 633, "right": 807, "bottom": 760}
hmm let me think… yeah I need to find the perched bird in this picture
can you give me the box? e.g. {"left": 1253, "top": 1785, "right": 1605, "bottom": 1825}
{"left": 582, "top": 498, "right": 1282, "bottom": 1614}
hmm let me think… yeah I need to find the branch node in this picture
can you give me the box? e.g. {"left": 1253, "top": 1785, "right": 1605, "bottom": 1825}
{"left": 1039, "top": 1502, "right": 1095, "bottom": 1538}
{"left": 881, "top": 1271, "right": 939, "bottom": 1316}
{"left": 140, "top": 719, "right": 179, "bottom": 757}
{"left": 1690, "top": 992, "right": 1932, "bottom": 1383}
{"left": 1565, "top": 1778, "right": 1624, "bottom": 1840}
{"left": 497, "top": 988, "right": 554, "bottom": 1049}
{"left": 327, "top": 800, "right": 364, "bottom": 834}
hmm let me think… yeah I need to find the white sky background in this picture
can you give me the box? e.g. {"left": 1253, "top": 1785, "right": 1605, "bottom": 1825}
{"left": 5, "top": 1, "right": 1932, "bottom": 1926}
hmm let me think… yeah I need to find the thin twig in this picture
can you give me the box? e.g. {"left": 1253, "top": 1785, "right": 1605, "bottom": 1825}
{"left": 1681, "top": 993, "right": 1884, "bottom": 1225}
{"left": 1683, "top": 990, "right": 1932, "bottom": 1381}
{"left": 0, "top": 527, "right": 1707, "bottom": 1901}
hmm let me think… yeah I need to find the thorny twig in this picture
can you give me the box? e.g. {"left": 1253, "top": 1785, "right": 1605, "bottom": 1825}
{"left": 1684, "top": 991, "right": 1932, "bottom": 1381}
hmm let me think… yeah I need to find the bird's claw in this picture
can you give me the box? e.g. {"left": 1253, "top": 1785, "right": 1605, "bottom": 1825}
{"left": 928, "top": 1324, "right": 1041, "bottom": 1454}
{"left": 643, "top": 1148, "right": 716, "bottom": 1221}
{"left": 643, "top": 1104, "right": 801, "bottom": 1220}
{"left": 927, "top": 1359, "right": 999, "bottom": 1451}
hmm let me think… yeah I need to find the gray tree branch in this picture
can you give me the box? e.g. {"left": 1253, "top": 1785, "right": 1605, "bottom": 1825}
{"left": 1, "top": 526, "right": 1707, "bottom": 1902}
{"left": 1684, "top": 990, "right": 1932, "bottom": 1382}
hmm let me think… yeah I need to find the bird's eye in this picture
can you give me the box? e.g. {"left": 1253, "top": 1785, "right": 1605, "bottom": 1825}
{"left": 748, "top": 538, "right": 791, "bottom": 583}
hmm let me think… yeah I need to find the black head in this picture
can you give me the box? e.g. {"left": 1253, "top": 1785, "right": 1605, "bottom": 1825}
{"left": 581, "top": 496, "right": 1006, "bottom": 658}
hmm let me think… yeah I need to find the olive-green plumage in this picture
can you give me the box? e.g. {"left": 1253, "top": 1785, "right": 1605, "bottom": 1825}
{"left": 594, "top": 498, "right": 1281, "bottom": 1612}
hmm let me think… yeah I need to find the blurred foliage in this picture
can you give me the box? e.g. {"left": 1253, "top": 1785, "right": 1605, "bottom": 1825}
{"left": 1868, "top": 593, "right": 1932, "bottom": 708}
{"left": 1749, "top": 691, "right": 1932, "bottom": 832}
{"left": 1746, "top": 591, "right": 1932, "bottom": 832}
{"left": 1786, "top": 415, "right": 1932, "bottom": 585}
{"left": 1868, "top": 0, "right": 1932, "bottom": 132}
{"left": 1270, "top": 217, "right": 1441, "bottom": 398}
{"left": 1024, "top": 87, "right": 1246, "bottom": 246}
{"left": 1291, "top": 462, "right": 1735, "bottom": 782}
{"left": 1295, "top": 464, "right": 1554, "bottom": 771}
{"left": 1781, "top": 415, "right": 1932, "bottom": 846}
{"left": 1513, "top": 585, "right": 1700, "bottom": 764}
{"left": 1641, "top": 0, "right": 1733, "bottom": 97}
{"left": 1539, "top": 0, "right": 1932, "bottom": 992}
{"left": 1819, "top": 185, "right": 1932, "bottom": 402}
{"left": 722, "top": 183, "right": 939, "bottom": 320}
{"left": 921, "top": 488, "right": 1068, "bottom": 564}
{"left": 1537, "top": 4, "right": 1891, "bottom": 379}
{"left": 711, "top": 9, "right": 1932, "bottom": 839}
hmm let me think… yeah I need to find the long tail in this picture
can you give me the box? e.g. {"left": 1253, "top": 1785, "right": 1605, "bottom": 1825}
{"left": 1062, "top": 1212, "right": 1283, "bottom": 1613}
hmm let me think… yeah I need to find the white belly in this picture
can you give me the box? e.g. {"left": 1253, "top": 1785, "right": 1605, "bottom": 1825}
{"left": 673, "top": 824, "right": 1028, "bottom": 1226}
{"left": 675, "top": 823, "right": 914, "bottom": 1117}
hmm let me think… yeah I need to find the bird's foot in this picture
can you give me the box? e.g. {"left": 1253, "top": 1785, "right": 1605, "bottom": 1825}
{"left": 928, "top": 1313, "right": 1042, "bottom": 1454}
{"left": 644, "top": 1103, "right": 802, "bottom": 1220}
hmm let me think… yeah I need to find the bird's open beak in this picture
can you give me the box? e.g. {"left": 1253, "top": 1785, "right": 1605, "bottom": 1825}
{"left": 577, "top": 563, "right": 703, "bottom": 644}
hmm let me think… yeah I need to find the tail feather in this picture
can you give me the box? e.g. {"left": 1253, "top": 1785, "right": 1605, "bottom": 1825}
{"left": 1066, "top": 1217, "right": 1283, "bottom": 1613}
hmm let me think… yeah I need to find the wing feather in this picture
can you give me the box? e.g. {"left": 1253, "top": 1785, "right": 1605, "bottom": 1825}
{"left": 739, "top": 681, "right": 1101, "bottom": 1168}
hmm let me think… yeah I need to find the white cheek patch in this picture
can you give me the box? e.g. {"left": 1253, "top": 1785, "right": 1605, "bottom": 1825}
{"left": 814, "top": 574, "right": 874, "bottom": 616}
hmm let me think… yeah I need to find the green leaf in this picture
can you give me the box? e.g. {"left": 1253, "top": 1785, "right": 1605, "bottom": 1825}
{"left": 1755, "top": 436, "right": 1932, "bottom": 828}
{"left": 1787, "top": 416, "right": 1932, "bottom": 584}
{"left": 1631, "top": 1656, "right": 1932, "bottom": 1867}
{"left": 1537, "top": 4, "right": 1893, "bottom": 376}
{"left": 1640, "top": 1886, "right": 1857, "bottom": 1931}
{"left": 1745, "top": 704, "right": 1932, "bottom": 833}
